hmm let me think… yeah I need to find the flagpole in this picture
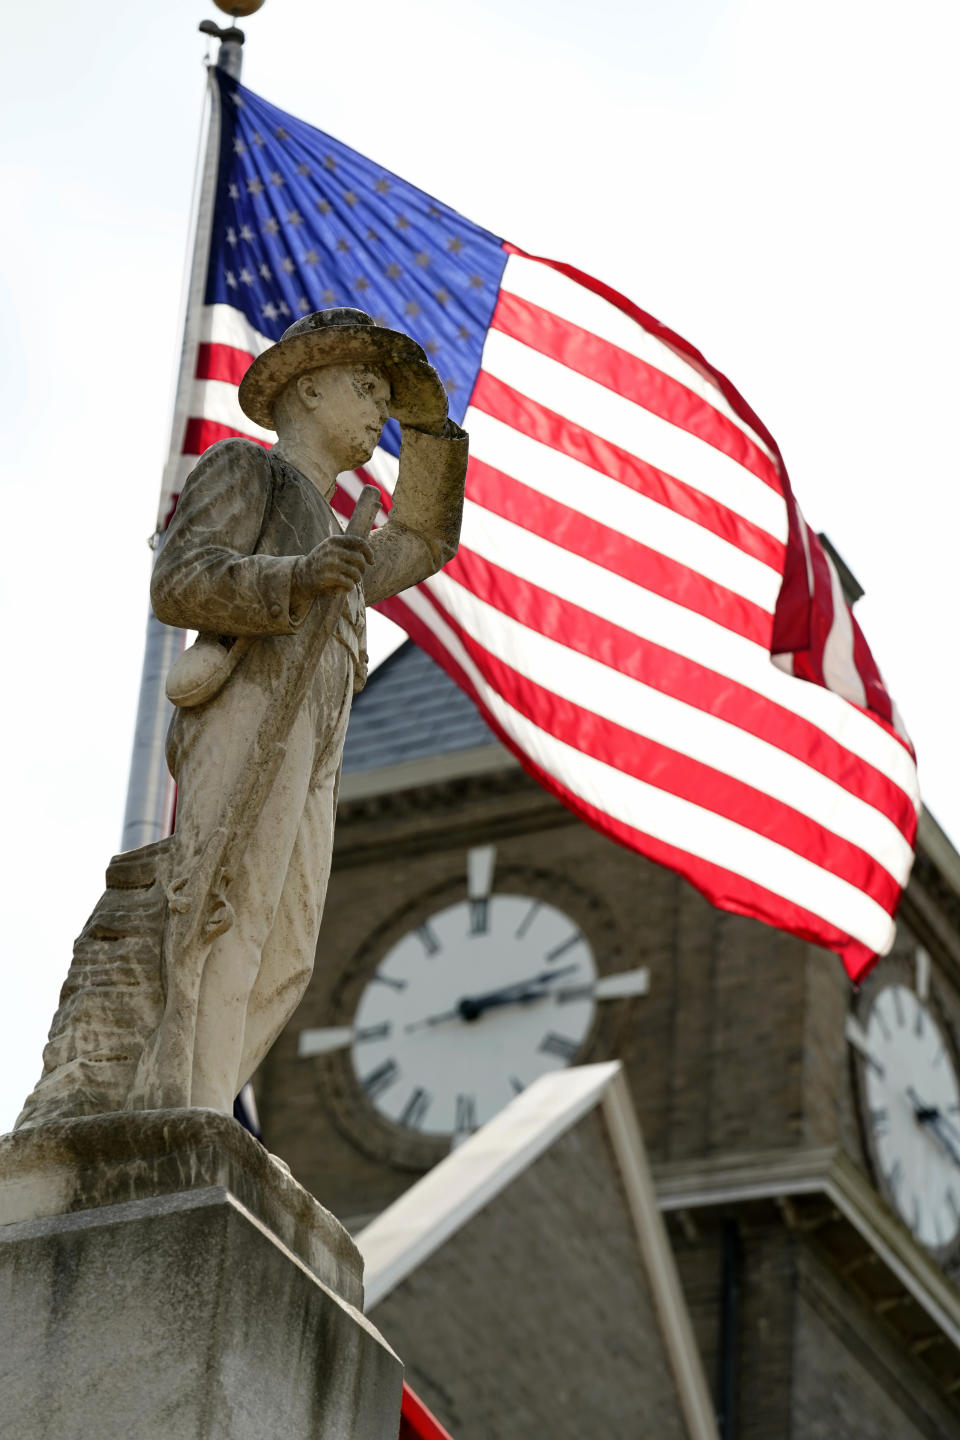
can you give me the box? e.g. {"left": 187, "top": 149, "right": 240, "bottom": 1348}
{"left": 120, "top": 19, "right": 250, "bottom": 853}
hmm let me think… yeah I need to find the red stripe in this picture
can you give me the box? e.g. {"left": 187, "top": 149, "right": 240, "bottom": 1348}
{"left": 502, "top": 243, "right": 788, "bottom": 471}
{"left": 470, "top": 370, "right": 785, "bottom": 574}
{"left": 492, "top": 290, "right": 781, "bottom": 492}
{"left": 441, "top": 543, "right": 915, "bottom": 827}
{"left": 802, "top": 531, "right": 834, "bottom": 691}
{"left": 770, "top": 486, "right": 812, "bottom": 656}
{"left": 378, "top": 589, "right": 879, "bottom": 983}
{"left": 851, "top": 609, "right": 897, "bottom": 734}
{"left": 415, "top": 584, "right": 902, "bottom": 910}
{"left": 399, "top": 1384, "right": 455, "bottom": 1440}
{"left": 195, "top": 342, "right": 255, "bottom": 386}
{"left": 521, "top": 749, "right": 879, "bottom": 984}
{"left": 466, "top": 456, "right": 773, "bottom": 645}
{"left": 182, "top": 417, "right": 269, "bottom": 456}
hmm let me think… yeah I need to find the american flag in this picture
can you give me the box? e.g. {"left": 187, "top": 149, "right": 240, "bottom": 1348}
{"left": 164, "top": 66, "right": 919, "bottom": 982}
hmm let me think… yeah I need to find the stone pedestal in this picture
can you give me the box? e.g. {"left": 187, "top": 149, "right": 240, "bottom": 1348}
{"left": 0, "top": 1111, "right": 402, "bottom": 1440}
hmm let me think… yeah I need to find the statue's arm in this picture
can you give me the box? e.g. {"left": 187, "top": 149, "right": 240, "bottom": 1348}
{"left": 151, "top": 440, "right": 301, "bottom": 636}
{"left": 362, "top": 420, "right": 468, "bottom": 607}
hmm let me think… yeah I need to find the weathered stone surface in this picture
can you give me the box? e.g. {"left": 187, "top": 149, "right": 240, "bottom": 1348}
{"left": 16, "top": 843, "right": 170, "bottom": 1129}
{"left": 0, "top": 1188, "right": 400, "bottom": 1440}
{"left": 0, "top": 1107, "right": 401, "bottom": 1439}
{"left": 0, "top": 1108, "right": 363, "bottom": 1306}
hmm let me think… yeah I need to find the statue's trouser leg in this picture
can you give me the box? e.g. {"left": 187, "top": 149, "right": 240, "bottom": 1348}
{"left": 235, "top": 764, "right": 337, "bottom": 1090}
{"left": 188, "top": 711, "right": 316, "bottom": 1112}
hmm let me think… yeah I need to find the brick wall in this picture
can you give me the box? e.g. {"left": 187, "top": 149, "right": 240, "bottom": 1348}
{"left": 369, "top": 1108, "right": 690, "bottom": 1440}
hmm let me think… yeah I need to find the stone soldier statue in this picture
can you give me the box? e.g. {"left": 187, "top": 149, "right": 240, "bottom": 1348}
{"left": 16, "top": 309, "right": 467, "bottom": 1127}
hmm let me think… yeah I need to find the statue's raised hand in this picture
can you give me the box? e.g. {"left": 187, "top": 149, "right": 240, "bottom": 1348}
{"left": 291, "top": 533, "right": 374, "bottom": 609}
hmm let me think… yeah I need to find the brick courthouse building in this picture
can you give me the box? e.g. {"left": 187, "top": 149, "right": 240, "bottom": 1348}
{"left": 256, "top": 641, "right": 960, "bottom": 1439}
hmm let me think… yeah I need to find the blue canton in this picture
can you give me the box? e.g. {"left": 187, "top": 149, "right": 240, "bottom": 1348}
{"left": 207, "top": 69, "right": 508, "bottom": 449}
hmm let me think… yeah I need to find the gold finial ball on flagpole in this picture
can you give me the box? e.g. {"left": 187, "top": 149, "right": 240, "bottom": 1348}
{"left": 212, "top": 0, "right": 265, "bottom": 16}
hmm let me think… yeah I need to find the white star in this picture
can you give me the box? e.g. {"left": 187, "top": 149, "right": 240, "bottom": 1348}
{"left": 228, "top": 183, "right": 240, "bottom": 200}
{"left": 263, "top": 218, "right": 280, "bottom": 236}
{"left": 226, "top": 227, "right": 238, "bottom": 247}
{"left": 239, "top": 224, "right": 255, "bottom": 242}
{"left": 247, "top": 177, "right": 264, "bottom": 196}
{"left": 252, "top": 132, "right": 265, "bottom": 148}
{"left": 280, "top": 257, "right": 296, "bottom": 274}
{"left": 239, "top": 268, "right": 255, "bottom": 285}
{"left": 259, "top": 263, "right": 272, "bottom": 280}
{"left": 231, "top": 93, "right": 245, "bottom": 107}
{"left": 296, "top": 296, "right": 310, "bottom": 312}
{"left": 261, "top": 301, "right": 279, "bottom": 321}
{"left": 269, "top": 171, "right": 285, "bottom": 187}
{"left": 278, "top": 300, "right": 291, "bottom": 317}
{"left": 225, "top": 270, "right": 238, "bottom": 288}
{"left": 233, "top": 138, "right": 247, "bottom": 156}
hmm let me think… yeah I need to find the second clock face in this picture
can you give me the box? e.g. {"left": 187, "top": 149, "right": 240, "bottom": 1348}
{"left": 348, "top": 892, "right": 598, "bottom": 1137}
{"left": 854, "top": 978, "right": 960, "bottom": 1252}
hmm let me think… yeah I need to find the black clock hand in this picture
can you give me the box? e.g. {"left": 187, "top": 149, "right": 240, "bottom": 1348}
{"left": 404, "top": 963, "right": 581, "bottom": 1032}
{"left": 907, "top": 1087, "right": 960, "bottom": 1168}
{"left": 459, "top": 962, "right": 581, "bottom": 1020}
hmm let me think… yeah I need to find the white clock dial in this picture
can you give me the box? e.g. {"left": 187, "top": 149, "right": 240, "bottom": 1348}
{"left": 849, "top": 983, "right": 960, "bottom": 1250}
{"left": 348, "top": 888, "right": 598, "bottom": 1138}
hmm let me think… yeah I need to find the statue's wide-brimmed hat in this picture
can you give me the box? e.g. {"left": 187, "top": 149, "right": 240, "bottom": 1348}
{"left": 238, "top": 308, "right": 448, "bottom": 431}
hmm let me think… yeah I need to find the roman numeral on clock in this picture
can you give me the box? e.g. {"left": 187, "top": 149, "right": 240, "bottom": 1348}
{"left": 416, "top": 922, "right": 441, "bottom": 956}
{"left": 870, "top": 1106, "right": 889, "bottom": 1138}
{"left": 355, "top": 1022, "right": 391, "bottom": 1043}
{"left": 469, "top": 898, "right": 489, "bottom": 935}
{"left": 466, "top": 845, "right": 495, "bottom": 936}
{"left": 399, "top": 1087, "right": 431, "bottom": 1129}
{"left": 362, "top": 1058, "right": 400, "bottom": 1100}
{"left": 454, "top": 1094, "right": 477, "bottom": 1134}
{"left": 545, "top": 931, "right": 583, "bottom": 963}
{"left": 538, "top": 1031, "right": 579, "bottom": 1062}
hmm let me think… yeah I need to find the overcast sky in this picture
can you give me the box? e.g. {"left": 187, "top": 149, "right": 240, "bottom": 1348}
{"left": 1, "top": 0, "right": 957, "bottom": 1131}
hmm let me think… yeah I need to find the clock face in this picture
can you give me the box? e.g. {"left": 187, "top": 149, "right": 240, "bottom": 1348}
{"left": 849, "top": 968, "right": 960, "bottom": 1252}
{"left": 348, "top": 892, "right": 598, "bottom": 1138}
{"left": 301, "top": 846, "right": 648, "bottom": 1165}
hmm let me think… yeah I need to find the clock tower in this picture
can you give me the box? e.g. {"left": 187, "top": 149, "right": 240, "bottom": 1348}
{"left": 256, "top": 640, "right": 960, "bottom": 1438}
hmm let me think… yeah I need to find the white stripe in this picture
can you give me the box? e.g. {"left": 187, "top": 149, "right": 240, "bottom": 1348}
{"left": 467, "top": 407, "right": 783, "bottom": 612}
{"left": 501, "top": 254, "right": 778, "bottom": 465}
{"left": 186, "top": 378, "right": 274, "bottom": 444}
{"left": 480, "top": 330, "right": 788, "bottom": 541}
{"left": 361, "top": 440, "right": 917, "bottom": 805}
{"left": 199, "top": 301, "right": 274, "bottom": 356}
{"left": 361, "top": 447, "right": 401, "bottom": 496}
{"left": 430, "top": 571, "right": 913, "bottom": 883}
{"left": 365, "top": 423, "right": 782, "bottom": 614}
{"left": 821, "top": 552, "right": 868, "bottom": 709}
{"left": 445, "top": 497, "right": 918, "bottom": 806}
{"left": 340, "top": 467, "right": 390, "bottom": 528}
{"left": 397, "top": 587, "right": 896, "bottom": 956}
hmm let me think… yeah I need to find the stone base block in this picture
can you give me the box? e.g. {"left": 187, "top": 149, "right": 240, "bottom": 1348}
{"left": 0, "top": 1112, "right": 402, "bottom": 1440}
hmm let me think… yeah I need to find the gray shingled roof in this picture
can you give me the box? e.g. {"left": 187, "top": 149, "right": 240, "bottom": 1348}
{"left": 342, "top": 641, "right": 496, "bottom": 775}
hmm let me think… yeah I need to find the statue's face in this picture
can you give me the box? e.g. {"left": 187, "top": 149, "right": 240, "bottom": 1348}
{"left": 296, "top": 363, "right": 391, "bottom": 472}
